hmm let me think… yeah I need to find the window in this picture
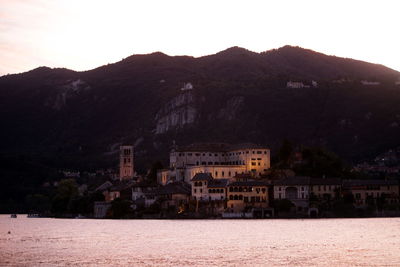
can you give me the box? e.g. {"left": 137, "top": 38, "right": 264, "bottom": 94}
{"left": 198, "top": 182, "right": 202, "bottom": 186}
{"left": 215, "top": 171, "right": 218, "bottom": 176}
{"left": 301, "top": 187, "right": 304, "bottom": 191}
{"left": 194, "top": 189, "right": 197, "bottom": 193}
{"left": 279, "top": 193, "right": 281, "bottom": 199}
{"left": 258, "top": 163, "right": 260, "bottom": 166}
{"left": 200, "top": 189, "right": 202, "bottom": 193}
{"left": 208, "top": 189, "right": 211, "bottom": 193}
{"left": 256, "top": 196, "right": 260, "bottom": 202}
{"left": 279, "top": 187, "right": 281, "bottom": 191}
{"left": 251, "top": 162, "right": 256, "bottom": 166}
{"left": 188, "top": 153, "right": 192, "bottom": 156}
{"left": 214, "top": 154, "right": 218, "bottom": 156}
{"left": 323, "top": 185, "right": 326, "bottom": 191}
{"left": 257, "top": 151, "right": 262, "bottom": 154}
{"left": 246, "top": 151, "right": 249, "bottom": 154}
{"left": 302, "top": 193, "right": 305, "bottom": 199}
{"left": 222, "top": 171, "right": 224, "bottom": 177}
{"left": 228, "top": 171, "right": 231, "bottom": 176}
{"left": 195, "top": 153, "right": 200, "bottom": 156}
{"left": 257, "top": 158, "right": 262, "bottom": 160}
{"left": 196, "top": 161, "right": 199, "bottom": 165}
{"left": 208, "top": 162, "right": 213, "bottom": 165}
{"left": 202, "top": 161, "right": 206, "bottom": 165}
{"left": 264, "top": 151, "right": 267, "bottom": 154}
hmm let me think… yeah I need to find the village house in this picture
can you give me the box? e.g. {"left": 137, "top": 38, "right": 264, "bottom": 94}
{"left": 310, "top": 178, "right": 341, "bottom": 200}
{"left": 273, "top": 176, "right": 310, "bottom": 211}
{"left": 131, "top": 182, "right": 158, "bottom": 210}
{"left": 342, "top": 179, "right": 399, "bottom": 208}
{"left": 226, "top": 181, "right": 268, "bottom": 212}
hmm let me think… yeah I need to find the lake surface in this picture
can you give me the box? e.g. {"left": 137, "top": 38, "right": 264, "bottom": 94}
{"left": 1, "top": 215, "right": 400, "bottom": 266}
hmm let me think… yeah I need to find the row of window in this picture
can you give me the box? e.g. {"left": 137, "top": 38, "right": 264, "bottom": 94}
{"left": 310, "top": 185, "right": 337, "bottom": 191}
{"left": 229, "top": 195, "right": 265, "bottom": 202}
{"left": 209, "top": 188, "right": 224, "bottom": 194}
{"left": 178, "top": 151, "right": 267, "bottom": 157}
{"left": 196, "top": 161, "right": 245, "bottom": 166}
{"left": 229, "top": 187, "right": 266, "bottom": 193}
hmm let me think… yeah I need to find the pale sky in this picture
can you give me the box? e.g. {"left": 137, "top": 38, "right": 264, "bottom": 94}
{"left": 1, "top": 0, "right": 399, "bottom": 75}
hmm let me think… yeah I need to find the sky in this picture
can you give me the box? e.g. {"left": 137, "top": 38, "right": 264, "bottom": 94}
{"left": 1, "top": 0, "right": 399, "bottom": 75}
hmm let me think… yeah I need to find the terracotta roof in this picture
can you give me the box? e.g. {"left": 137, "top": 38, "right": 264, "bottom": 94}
{"left": 310, "top": 178, "right": 342, "bottom": 185}
{"left": 191, "top": 173, "right": 213, "bottom": 182}
{"left": 272, "top": 176, "right": 310, "bottom": 186}
{"left": 343, "top": 179, "right": 399, "bottom": 187}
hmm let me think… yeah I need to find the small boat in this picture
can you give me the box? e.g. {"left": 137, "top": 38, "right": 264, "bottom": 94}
{"left": 75, "top": 214, "right": 86, "bottom": 219}
{"left": 27, "top": 214, "right": 39, "bottom": 218}
{"left": 10, "top": 214, "right": 17, "bottom": 218}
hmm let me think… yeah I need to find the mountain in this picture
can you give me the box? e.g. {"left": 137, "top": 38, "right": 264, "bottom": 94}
{"left": 1, "top": 46, "right": 400, "bottom": 172}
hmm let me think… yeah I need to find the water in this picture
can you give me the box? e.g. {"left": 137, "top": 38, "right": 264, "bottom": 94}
{"left": 1, "top": 215, "right": 400, "bottom": 266}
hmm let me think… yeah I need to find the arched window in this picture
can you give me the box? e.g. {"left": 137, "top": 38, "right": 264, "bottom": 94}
{"left": 234, "top": 187, "right": 239, "bottom": 192}
{"left": 239, "top": 195, "right": 243, "bottom": 200}
{"left": 239, "top": 187, "right": 243, "bottom": 192}
{"left": 229, "top": 187, "right": 233, "bottom": 192}
{"left": 234, "top": 195, "right": 239, "bottom": 200}
{"left": 229, "top": 195, "right": 233, "bottom": 200}
{"left": 198, "top": 181, "right": 202, "bottom": 186}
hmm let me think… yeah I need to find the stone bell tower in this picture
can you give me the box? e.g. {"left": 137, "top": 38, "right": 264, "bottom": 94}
{"left": 119, "top": 145, "right": 134, "bottom": 180}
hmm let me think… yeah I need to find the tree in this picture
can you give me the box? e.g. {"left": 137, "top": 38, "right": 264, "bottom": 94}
{"left": 147, "top": 161, "right": 163, "bottom": 184}
{"left": 109, "top": 198, "right": 132, "bottom": 218}
{"left": 51, "top": 179, "right": 79, "bottom": 215}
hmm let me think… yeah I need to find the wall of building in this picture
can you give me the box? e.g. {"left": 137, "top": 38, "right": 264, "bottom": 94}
{"left": 119, "top": 145, "right": 134, "bottom": 180}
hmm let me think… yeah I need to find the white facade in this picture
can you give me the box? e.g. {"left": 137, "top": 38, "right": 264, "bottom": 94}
{"left": 274, "top": 185, "right": 309, "bottom": 200}
{"left": 192, "top": 179, "right": 210, "bottom": 200}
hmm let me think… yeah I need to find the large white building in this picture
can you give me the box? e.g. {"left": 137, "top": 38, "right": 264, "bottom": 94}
{"left": 167, "top": 143, "right": 270, "bottom": 183}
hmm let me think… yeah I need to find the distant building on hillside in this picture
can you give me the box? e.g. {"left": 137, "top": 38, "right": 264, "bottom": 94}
{"left": 119, "top": 145, "right": 134, "bottom": 180}
{"left": 286, "top": 81, "right": 305, "bottom": 88}
{"left": 361, "top": 80, "right": 380, "bottom": 86}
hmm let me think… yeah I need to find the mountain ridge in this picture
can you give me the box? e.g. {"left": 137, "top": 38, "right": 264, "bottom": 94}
{"left": 1, "top": 45, "right": 399, "bottom": 172}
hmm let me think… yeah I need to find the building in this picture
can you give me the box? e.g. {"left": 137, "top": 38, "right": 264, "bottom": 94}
{"left": 310, "top": 178, "right": 341, "bottom": 200}
{"left": 287, "top": 81, "right": 305, "bottom": 88}
{"left": 131, "top": 182, "right": 158, "bottom": 210}
{"left": 157, "top": 169, "right": 171, "bottom": 186}
{"left": 342, "top": 179, "right": 399, "bottom": 208}
{"left": 94, "top": 201, "right": 111, "bottom": 218}
{"left": 169, "top": 143, "right": 270, "bottom": 183}
{"left": 191, "top": 173, "right": 213, "bottom": 201}
{"left": 190, "top": 173, "right": 229, "bottom": 201}
{"left": 119, "top": 145, "right": 134, "bottom": 180}
{"left": 226, "top": 181, "right": 268, "bottom": 212}
{"left": 273, "top": 176, "right": 310, "bottom": 211}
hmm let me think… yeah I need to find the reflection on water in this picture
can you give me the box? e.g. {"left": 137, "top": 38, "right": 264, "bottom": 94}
{"left": 1, "top": 215, "right": 400, "bottom": 266}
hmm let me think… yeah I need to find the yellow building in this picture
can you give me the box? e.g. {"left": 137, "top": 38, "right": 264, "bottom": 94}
{"left": 170, "top": 143, "right": 271, "bottom": 182}
{"left": 227, "top": 181, "right": 268, "bottom": 212}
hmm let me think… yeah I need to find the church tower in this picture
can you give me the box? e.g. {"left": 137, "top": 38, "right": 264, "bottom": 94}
{"left": 119, "top": 145, "right": 134, "bottom": 180}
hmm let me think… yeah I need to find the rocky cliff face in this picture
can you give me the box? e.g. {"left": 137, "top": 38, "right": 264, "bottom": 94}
{"left": 155, "top": 90, "right": 196, "bottom": 134}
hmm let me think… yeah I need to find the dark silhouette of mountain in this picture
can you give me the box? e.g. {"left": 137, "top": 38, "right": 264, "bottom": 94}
{"left": 1, "top": 46, "right": 399, "bottom": 172}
